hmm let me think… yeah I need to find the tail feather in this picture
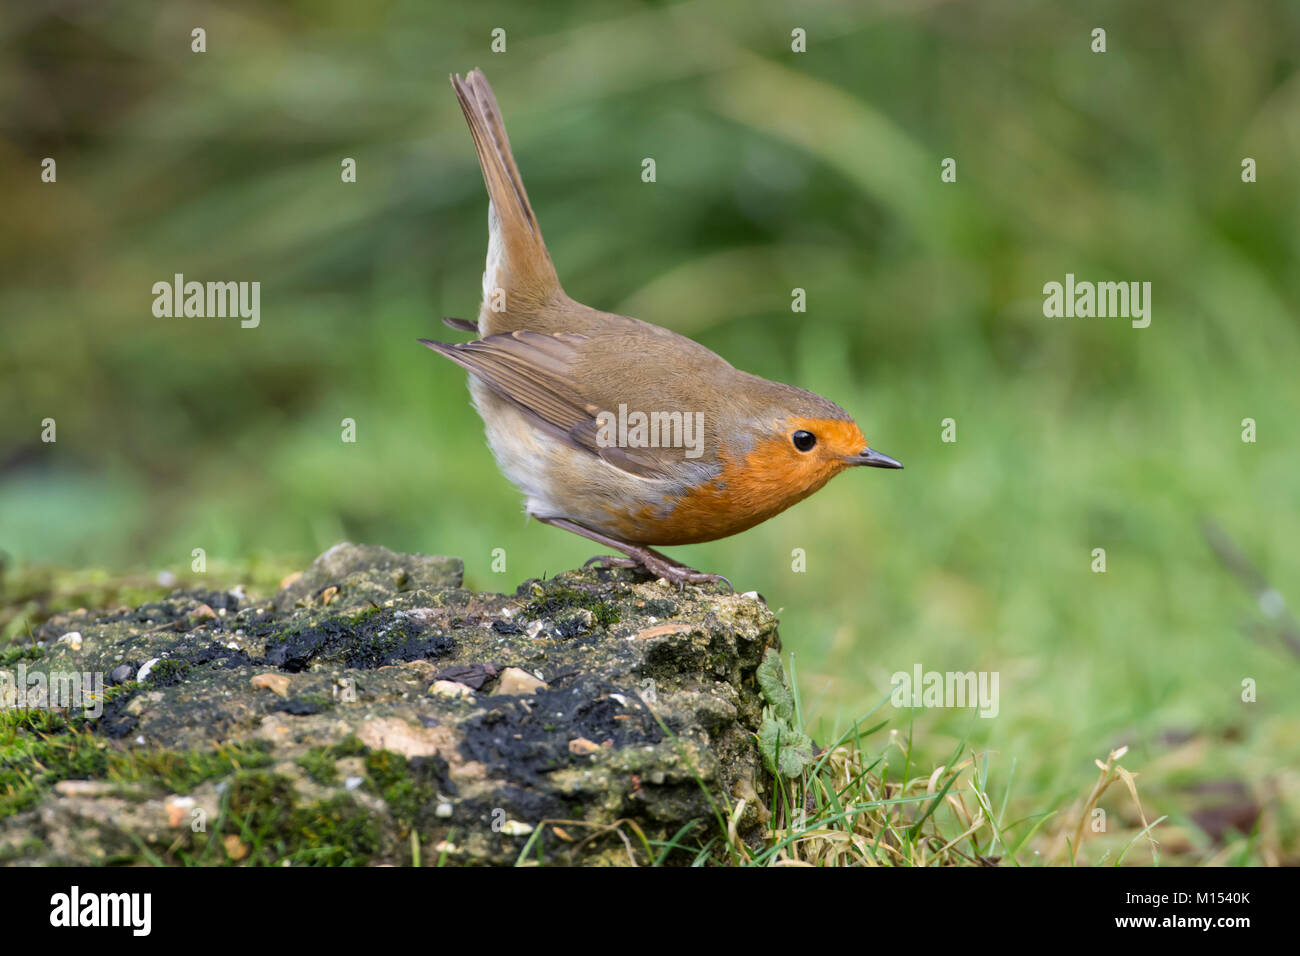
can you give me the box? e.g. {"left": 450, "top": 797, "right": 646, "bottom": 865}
{"left": 452, "top": 70, "right": 559, "bottom": 330}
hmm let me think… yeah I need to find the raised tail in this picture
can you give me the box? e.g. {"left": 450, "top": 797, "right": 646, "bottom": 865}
{"left": 451, "top": 69, "right": 560, "bottom": 334}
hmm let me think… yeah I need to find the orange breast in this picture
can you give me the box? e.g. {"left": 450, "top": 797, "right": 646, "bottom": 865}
{"left": 609, "top": 433, "right": 849, "bottom": 546}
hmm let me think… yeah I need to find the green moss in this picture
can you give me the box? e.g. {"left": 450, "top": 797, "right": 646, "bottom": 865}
{"left": 364, "top": 749, "right": 444, "bottom": 831}
{"left": 297, "top": 735, "right": 369, "bottom": 786}
{"left": 124, "top": 741, "right": 275, "bottom": 792}
{"left": 297, "top": 747, "right": 339, "bottom": 785}
{"left": 521, "top": 582, "right": 621, "bottom": 629}
{"left": 142, "top": 658, "right": 191, "bottom": 686}
{"left": 0, "top": 710, "right": 105, "bottom": 817}
{"left": 0, "top": 709, "right": 274, "bottom": 820}
{"left": 347, "top": 605, "right": 382, "bottom": 625}
{"left": 0, "top": 711, "right": 380, "bottom": 864}
{"left": 330, "top": 735, "right": 369, "bottom": 758}
{"left": 217, "top": 771, "right": 382, "bottom": 866}
{"left": 0, "top": 644, "right": 43, "bottom": 668}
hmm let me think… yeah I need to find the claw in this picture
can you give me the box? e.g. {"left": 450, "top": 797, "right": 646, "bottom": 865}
{"left": 637, "top": 554, "right": 733, "bottom": 592}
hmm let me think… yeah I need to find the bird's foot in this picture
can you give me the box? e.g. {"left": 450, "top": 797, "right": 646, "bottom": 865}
{"left": 587, "top": 549, "right": 731, "bottom": 591}
{"left": 541, "top": 516, "right": 732, "bottom": 591}
{"left": 651, "top": 560, "right": 734, "bottom": 592}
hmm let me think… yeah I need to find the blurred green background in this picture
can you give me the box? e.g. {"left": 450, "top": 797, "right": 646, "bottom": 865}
{"left": 2, "top": 0, "right": 1298, "bottom": 863}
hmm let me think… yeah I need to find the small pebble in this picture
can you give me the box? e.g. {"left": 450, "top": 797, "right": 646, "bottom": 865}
{"left": 250, "top": 673, "right": 291, "bottom": 698}
{"left": 165, "top": 796, "right": 196, "bottom": 827}
{"left": 430, "top": 680, "right": 475, "bottom": 699}
{"left": 54, "top": 780, "right": 115, "bottom": 797}
{"left": 497, "top": 667, "right": 547, "bottom": 696}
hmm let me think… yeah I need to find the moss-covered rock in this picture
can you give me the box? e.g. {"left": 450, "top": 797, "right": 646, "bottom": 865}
{"left": 0, "top": 543, "right": 780, "bottom": 865}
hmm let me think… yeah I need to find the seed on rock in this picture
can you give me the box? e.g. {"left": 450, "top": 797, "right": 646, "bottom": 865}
{"left": 568, "top": 737, "right": 601, "bottom": 756}
{"left": 57, "top": 632, "right": 83, "bottom": 651}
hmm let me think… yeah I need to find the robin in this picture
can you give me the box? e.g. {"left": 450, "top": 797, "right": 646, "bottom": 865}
{"left": 422, "top": 70, "right": 901, "bottom": 588}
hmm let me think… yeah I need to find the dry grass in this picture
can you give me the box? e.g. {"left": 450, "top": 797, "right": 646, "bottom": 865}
{"left": 736, "top": 730, "right": 1163, "bottom": 867}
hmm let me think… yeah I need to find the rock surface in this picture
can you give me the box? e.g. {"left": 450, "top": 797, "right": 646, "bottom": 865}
{"left": 0, "top": 543, "right": 780, "bottom": 865}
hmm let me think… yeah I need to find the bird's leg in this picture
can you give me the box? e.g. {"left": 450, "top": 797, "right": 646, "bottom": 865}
{"left": 537, "top": 517, "right": 733, "bottom": 591}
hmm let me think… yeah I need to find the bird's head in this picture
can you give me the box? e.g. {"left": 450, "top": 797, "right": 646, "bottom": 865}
{"left": 719, "top": 383, "right": 902, "bottom": 515}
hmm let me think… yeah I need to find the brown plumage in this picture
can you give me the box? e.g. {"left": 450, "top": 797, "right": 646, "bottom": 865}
{"left": 422, "top": 69, "right": 901, "bottom": 587}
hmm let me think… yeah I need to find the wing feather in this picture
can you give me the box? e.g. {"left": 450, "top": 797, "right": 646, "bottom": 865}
{"left": 419, "top": 331, "right": 683, "bottom": 479}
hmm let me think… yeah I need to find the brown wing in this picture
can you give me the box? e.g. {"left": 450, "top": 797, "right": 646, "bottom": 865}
{"left": 420, "top": 330, "right": 683, "bottom": 479}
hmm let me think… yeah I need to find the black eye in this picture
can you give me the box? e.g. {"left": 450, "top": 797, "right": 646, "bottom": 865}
{"left": 792, "top": 430, "right": 817, "bottom": 452}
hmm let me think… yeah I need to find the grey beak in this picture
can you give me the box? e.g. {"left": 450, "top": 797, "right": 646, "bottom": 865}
{"left": 852, "top": 448, "right": 903, "bottom": 469}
